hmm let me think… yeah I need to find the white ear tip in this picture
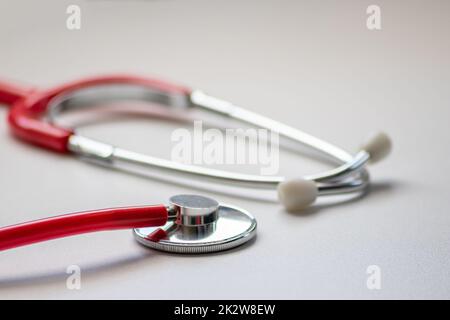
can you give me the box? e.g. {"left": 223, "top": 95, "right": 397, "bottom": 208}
{"left": 361, "top": 131, "right": 392, "bottom": 164}
{"left": 277, "top": 179, "right": 318, "bottom": 212}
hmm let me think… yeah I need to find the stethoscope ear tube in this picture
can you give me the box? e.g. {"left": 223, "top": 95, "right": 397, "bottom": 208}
{"left": 277, "top": 132, "right": 392, "bottom": 211}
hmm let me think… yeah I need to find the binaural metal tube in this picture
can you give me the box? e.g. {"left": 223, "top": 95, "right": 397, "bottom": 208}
{"left": 190, "top": 90, "right": 355, "bottom": 164}
{"left": 68, "top": 135, "right": 369, "bottom": 195}
{"left": 306, "top": 151, "right": 370, "bottom": 182}
{"left": 68, "top": 135, "right": 284, "bottom": 189}
{"left": 317, "top": 171, "right": 369, "bottom": 196}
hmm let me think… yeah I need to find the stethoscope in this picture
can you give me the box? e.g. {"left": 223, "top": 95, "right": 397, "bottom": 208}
{"left": 0, "top": 74, "right": 391, "bottom": 254}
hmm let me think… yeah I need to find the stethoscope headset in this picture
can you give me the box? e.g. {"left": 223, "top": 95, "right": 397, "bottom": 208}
{"left": 0, "top": 75, "right": 391, "bottom": 254}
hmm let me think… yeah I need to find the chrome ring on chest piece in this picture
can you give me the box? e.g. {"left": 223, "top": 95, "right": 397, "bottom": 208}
{"left": 134, "top": 194, "right": 257, "bottom": 254}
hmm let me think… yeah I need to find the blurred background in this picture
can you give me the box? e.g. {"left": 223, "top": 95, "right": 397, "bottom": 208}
{"left": 0, "top": 0, "right": 449, "bottom": 299}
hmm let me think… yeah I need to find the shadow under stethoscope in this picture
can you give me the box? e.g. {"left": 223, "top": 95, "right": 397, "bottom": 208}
{"left": 0, "top": 251, "right": 154, "bottom": 290}
{"left": 0, "top": 235, "right": 257, "bottom": 290}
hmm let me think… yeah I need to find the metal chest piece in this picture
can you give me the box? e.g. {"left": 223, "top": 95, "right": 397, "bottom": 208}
{"left": 133, "top": 194, "right": 257, "bottom": 253}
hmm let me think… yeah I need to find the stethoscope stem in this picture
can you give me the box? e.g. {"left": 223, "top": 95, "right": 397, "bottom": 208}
{"left": 0, "top": 205, "right": 168, "bottom": 251}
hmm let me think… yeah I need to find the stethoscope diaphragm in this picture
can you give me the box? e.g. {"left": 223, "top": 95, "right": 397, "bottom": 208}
{"left": 134, "top": 194, "right": 257, "bottom": 254}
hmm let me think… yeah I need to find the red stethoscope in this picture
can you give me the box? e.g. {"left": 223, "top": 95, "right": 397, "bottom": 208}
{"left": 0, "top": 74, "right": 390, "bottom": 253}
{"left": 0, "top": 75, "right": 257, "bottom": 254}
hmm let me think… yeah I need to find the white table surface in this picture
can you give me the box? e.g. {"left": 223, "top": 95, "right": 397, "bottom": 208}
{"left": 0, "top": 0, "right": 449, "bottom": 299}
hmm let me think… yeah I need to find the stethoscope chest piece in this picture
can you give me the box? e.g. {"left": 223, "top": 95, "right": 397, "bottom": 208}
{"left": 133, "top": 194, "right": 257, "bottom": 254}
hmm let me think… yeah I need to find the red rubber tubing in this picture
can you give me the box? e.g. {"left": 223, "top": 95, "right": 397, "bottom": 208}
{"left": 0, "top": 80, "right": 30, "bottom": 105}
{"left": 0, "top": 205, "right": 168, "bottom": 251}
{"left": 2, "top": 74, "right": 192, "bottom": 153}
